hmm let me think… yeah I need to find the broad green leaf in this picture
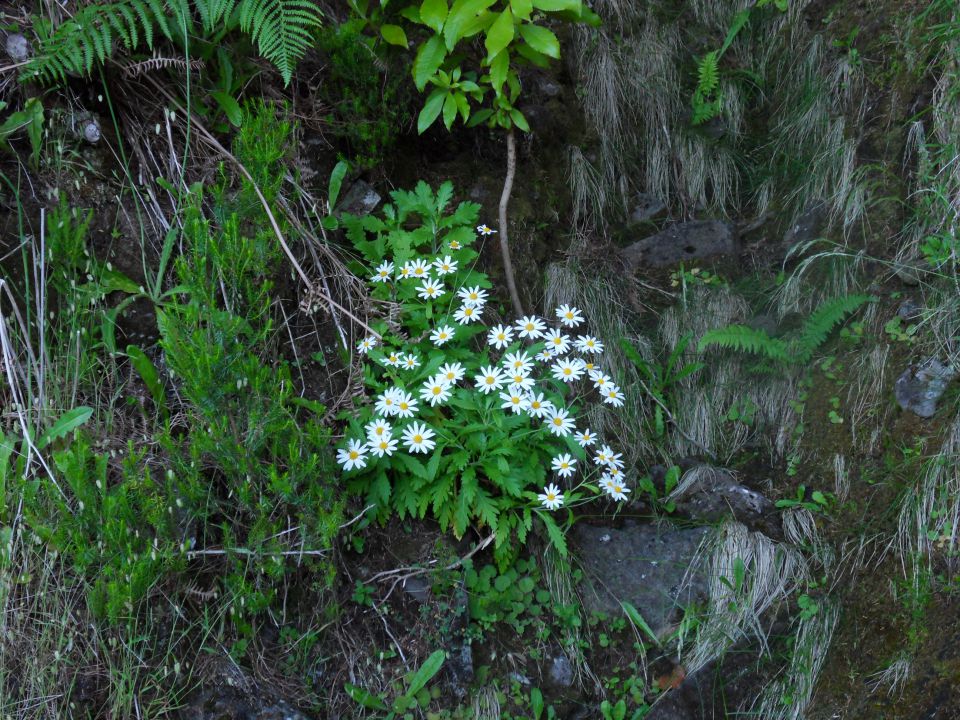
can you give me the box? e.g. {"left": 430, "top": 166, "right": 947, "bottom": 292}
{"left": 328, "top": 160, "right": 349, "bottom": 210}
{"left": 417, "top": 88, "right": 446, "bottom": 133}
{"left": 37, "top": 407, "right": 93, "bottom": 450}
{"left": 380, "top": 23, "right": 408, "bottom": 46}
{"left": 488, "top": 50, "right": 509, "bottom": 93}
{"left": 509, "top": 107, "right": 530, "bottom": 132}
{"left": 405, "top": 650, "right": 446, "bottom": 697}
{"left": 420, "top": 0, "right": 449, "bottom": 33}
{"left": 621, "top": 600, "right": 661, "bottom": 646}
{"left": 98, "top": 268, "right": 142, "bottom": 295}
{"left": 444, "top": 0, "right": 496, "bottom": 50}
{"left": 442, "top": 92, "right": 458, "bottom": 129}
{"left": 211, "top": 90, "right": 242, "bottom": 127}
{"left": 514, "top": 41, "right": 551, "bottom": 68}
{"left": 485, "top": 8, "right": 514, "bottom": 60}
{"left": 511, "top": 0, "right": 532, "bottom": 20}
{"left": 413, "top": 35, "right": 447, "bottom": 91}
{"left": 519, "top": 24, "right": 560, "bottom": 58}
{"left": 126, "top": 345, "right": 165, "bottom": 412}
{"left": 530, "top": 688, "right": 544, "bottom": 720}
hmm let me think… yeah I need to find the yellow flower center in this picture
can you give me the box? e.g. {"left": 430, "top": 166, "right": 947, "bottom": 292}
{"left": 553, "top": 339, "right": 562, "bottom": 346}
{"left": 565, "top": 312, "right": 573, "bottom": 320}
{"left": 349, "top": 451, "right": 358, "bottom": 459}
{"left": 446, "top": 372, "right": 455, "bottom": 380}
{"left": 379, "top": 441, "right": 389, "bottom": 450}
{"left": 432, "top": 387, "right": 442, "bottom": 396}
{"left": 413, "top": 434, "right": 423, "bottom": 443}
{"left": 400, "top": 402, "right": 409, "bottom": 410}
{"left": 385, "top": 398, "right": 394, "bottom": 405}
{"left": 561, "top": 463, "right": 568, "bottom": 469}
{"left": 525, "top": 323, "right": 533, "bottom": 331}
{"left": 563, "top": 368, "right": 572, "bottom": 375}
{"left": 546, "top": 492, "right": 556, "bottom": 501}
{"left": 532, "top": 401, "right": 541, "bottom": 409}
{"left": 497, "top": 333, "right": 505, "bottom": 340}
{"left": 486, "top": 377, "right": 494, "bottom": 384}
{"left": 614, "top": 485, "right": 622, "bottom": 493}
{"left": 553, "top": 418, "right": 562, "bottom": 426}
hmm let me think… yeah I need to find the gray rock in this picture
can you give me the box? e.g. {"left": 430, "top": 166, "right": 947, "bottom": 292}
{"left": 336, "top": 180, "right": 381, "bottom": 216}
{"left": 621, "top": 220, "right": 737, "bottom": 268}
{"left": 895, "top": 358, "right": 957, "bottom": 418}
{"left": 669, "top": 466, "right": 783, "bottom": 541}
{"left": 896, "top": 299, "right": 923, "bottom": 321}
{"left": 547, "top": 653, "right": 574, "bottom": 688}
{"left": 444, "top": 582, "right": 473, "bottom": 699}
{"left": 893, "top": 259, "right": 924, "bottom": 286}
{"left": 628, "top": 193, "right": 667, "bottom": 224}
{"left": 539, "top": 79, "right": 562, "bottom": 97}
{"left": 401, "top": 575, "right": 431, "bottom": 603}
{"left": 572, "top": 522, "right": 711, "bottom": 639}
{"left": 783, "top": 203, "right": 827, "bottom": 248}
{"left": 73, "top": 113, "right": 101, "bottom": 144}
{"left": 5, "top": 33, "right": 30, "bottom": 63}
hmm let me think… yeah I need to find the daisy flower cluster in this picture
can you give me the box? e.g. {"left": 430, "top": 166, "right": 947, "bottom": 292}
{"left": 339, "top": 215, "right": 632, "bottom": 521}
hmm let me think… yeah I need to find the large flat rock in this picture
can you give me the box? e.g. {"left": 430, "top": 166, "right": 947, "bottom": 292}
{"left": 621, "top": 220, "right": 737, "bottom": 268}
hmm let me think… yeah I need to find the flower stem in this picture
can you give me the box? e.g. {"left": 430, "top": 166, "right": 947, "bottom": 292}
{"left": 499, "top": 129, "right": 524, "bottom": 318}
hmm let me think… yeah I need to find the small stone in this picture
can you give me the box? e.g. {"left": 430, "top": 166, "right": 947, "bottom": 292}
{"left": 5, "top": 33, "right": 30, "bottom": 63}
{"left": 336, "top": 180, "right": 381, "bottom": 216}
{"left": 547, "top": 653, "right": 574, "bottom": 688}
{"left": 628, "top": 193, "right": 667, "bottom": 224}
{"left": 895, "top": 358, "right": 957, "bottom": 418}
{"left": 893, "top": 259, "right": 924, "bottom": 286}
{"left": 896, "top": 299, "right": 923, "bottom": 321}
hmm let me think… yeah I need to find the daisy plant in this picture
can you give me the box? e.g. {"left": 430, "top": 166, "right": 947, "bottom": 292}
{"left": 337, "top": 181, "right": 631, "bottom": 566}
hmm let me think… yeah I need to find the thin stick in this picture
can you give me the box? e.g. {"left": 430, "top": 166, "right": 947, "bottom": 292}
{"left": 499, "top": 129, "right": 524, "bottom": 318}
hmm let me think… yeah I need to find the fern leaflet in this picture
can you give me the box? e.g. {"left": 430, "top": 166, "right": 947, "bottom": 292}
{"left": 698, "top": 324, "right": 790, "bottom": 362}
{"left": 794, "top": 294, "right": 874, "bottom": 362}
{"left": 239, "top": 0, "right": 322, "bottom": 86}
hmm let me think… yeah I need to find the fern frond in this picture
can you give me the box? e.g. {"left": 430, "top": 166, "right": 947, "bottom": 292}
{"left": 23, "top": 0, "right": 185, "bottom": 84}
{"left": 239, "top": 0, "right": 323, "bottom": 86}
{"left": 696, "top": 51, "right": 720, "bottom": 96}
{"left": 794, "top": 294, "right": 874, "bottom": 361}
{"left": 194, "top": 0, "right": 239, "bottom": 35}
{"left": 698, "top": 325, "right": 790, "bottom": 362}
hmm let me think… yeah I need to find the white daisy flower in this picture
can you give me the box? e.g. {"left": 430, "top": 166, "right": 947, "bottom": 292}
{"left": 457, "top": 286, "right": 489, "bottom": 307}
{"left": 357, "top": 336, "right": 377, "bottom": 354}
{"left": 371, "top": 261, "right": 394, "bottom": 283}
{"left": 551, "top": 454, "right": 577, "bottom": 478}
{"left": 477, "top": 224, "right": 497, "bottom": 236}
{"left": 603, "top": 466, "right": 625, "bottom": 484}
{"left": 507, "top": 373, "right": 536, "bottom": 392}
{"left": 336, "top": 439, "right": 368, "bottom": 471}
{"left": 454, "top": 304, "right": 483, "bottom": 324}
{"left": 407, "top": 259, "right": 431, "bottom": 279}
{"left": 551, "top": 358, "right": 585, "bottom": 383}
{"left": 397, "top": 264, "right": 412, "bottom": 280}
{"left": 448, "top": 239, "right": 463, "bottom": 250}
{"left": 555, "top": 304, "right": 585, "bottom": 328}
{"left": 515, "top": 315, "right": 546, "bottom": 339}
{"left": 375, "top": 388, "right": 401, "bottom": 416}
{"left": 430, "top": 325, "right": 456, "bottom": 346}
{"left": 433, "top": 255, "right": 458, "bottom": 276}
{"left": 417, "top": 279, "right": 445, "bottom": 301}
{"left": 575, "top": 335, "right": 604, "bottom": 354}
{"left": 402, "top": 422, "right": 436, "bottom": 454}
{"left": 538, "top": 483, "right": 564, "bottom": 510}
{"left": 603, "top": 478, "right": 630, "bottom": 502}
{"left": 367, "top": 436, "right": 398, "bottom": 458}
{"left": 499, "top": 390, "right": 529, "bottom": 414}
{"left": 487, "top": 324, "right": 515, "bottom": 350}
{"left": 420, "top": 377, "right": 453, "bottom": 407}
{"left": 544, "top": 328, "right": 571, "bottom": 354}
{"left": 438, "top": 362, "right": 465, "bottom": 383}
{"left": 382, "top": 351, "right": 404, "bottom": 367}
{"left": 605, "top": 450, "right": 625, "bottom": 470}
{"left": 474, "top": 365, "right": 507, "bottom": 394}
{"left": 502, "top": 351, "right": 533, "bottom": 374}
{"left": 394, "top": 391, "right": 419, "bottom": 418}
{"left": 546, "top": 407, "right": 575, "bottom": 437}
{"left": 603, "top": 385, "right": 625, "bottom": 408}
{"left": 589, "top": 369, "right": 612, "bottom": 389}
{"left": 402, "top": 354, "right": 421, "bottom": 370}
{"left": 574, "top": 428, "right": 596, "bottom": 447}
{"left": 581, "top": 359, "right": 597, "bottom": 372}
{"left": 595, "top": 445, "right": 615, "bottom": 466}
{"left": 365, "top": 418, "right": 393, "bottom": 443}
{"left": 526, "top": 392, "right": 555, "bottom": 419}
{"left": 535, "top": 348, "right": 556, "bottom": 363}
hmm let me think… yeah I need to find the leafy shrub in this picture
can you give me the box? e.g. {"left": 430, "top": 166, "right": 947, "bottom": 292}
{"left": 335, "top": 180, "right": 633, "bottom": 567}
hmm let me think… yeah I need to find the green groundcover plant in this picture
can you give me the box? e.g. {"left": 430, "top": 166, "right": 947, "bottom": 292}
{"left": 336, "top": 181, "right": 631, "bottom": 565}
